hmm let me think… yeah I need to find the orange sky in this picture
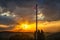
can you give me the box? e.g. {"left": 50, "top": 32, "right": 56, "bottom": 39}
{"left": 10, "top": 20, "right": 60, "bottom": 32}
{"left": 0, "top": 20, "right": 60, "bottom": 32}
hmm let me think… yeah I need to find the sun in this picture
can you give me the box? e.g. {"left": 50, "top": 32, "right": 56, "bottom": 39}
{"left": 23, "top": 24, "right": 28, "bottom": 29}
{"left": 13, "top": 22, "right": 36, "bottom": 32}
{"left": 21, "top": 24, "right": 29, "bottom": 29}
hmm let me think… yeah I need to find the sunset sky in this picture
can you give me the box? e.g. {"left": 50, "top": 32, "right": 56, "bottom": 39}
{"left": 0, "top": 0, "right": 60, "bottom": 32}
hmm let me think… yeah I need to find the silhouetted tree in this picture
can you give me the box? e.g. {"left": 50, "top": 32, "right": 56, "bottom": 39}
{"left": 34, "top": 30, "right": 45, "bottom": 40}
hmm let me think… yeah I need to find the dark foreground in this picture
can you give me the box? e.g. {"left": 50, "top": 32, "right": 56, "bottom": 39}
{"left": 0, "top": 31, "right": 60, "bottom": 40}
{"left": 0, "top": 31, "right": 34, "bottom": 40}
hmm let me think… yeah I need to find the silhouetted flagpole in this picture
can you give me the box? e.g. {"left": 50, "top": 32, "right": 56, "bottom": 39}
{"left": 36, "top": 4, "right": 38, "bottom": 40}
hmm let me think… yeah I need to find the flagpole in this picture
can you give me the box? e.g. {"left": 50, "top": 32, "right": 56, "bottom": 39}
{"left": 36, "top": 4, "right": 38, "bottom": 40}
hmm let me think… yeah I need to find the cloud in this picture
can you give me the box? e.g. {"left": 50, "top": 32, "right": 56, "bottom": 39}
{"left": 0, "top": 25, "right": 14, "bottom": 31}
{"left": 38, "top": 0, "right": 60, "bottom": 21}
{"left": 0, "top": 0, "right": 36, "bottom": 23}
{"left": 0, "top": 16, "right": 16, "bottom": 25}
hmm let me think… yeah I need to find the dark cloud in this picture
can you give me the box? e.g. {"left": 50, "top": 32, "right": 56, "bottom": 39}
{"left": 38, "top": 0, "right": 60, "bottom": 21}
{"left": 0, "top": 16, "right": 16, "bottom": 31}
{"left": 0, "top": 16, "right": 15, "bottom": 25}
{"left": 0, "top": 0, "right": 36, "bottom": 13}
{"left": 0, "top": 0, "right": 36, "bottom": 21}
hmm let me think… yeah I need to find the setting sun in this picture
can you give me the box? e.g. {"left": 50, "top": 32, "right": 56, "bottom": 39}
{"left": 21, "top": 24, "right": 29, "bottom": 29}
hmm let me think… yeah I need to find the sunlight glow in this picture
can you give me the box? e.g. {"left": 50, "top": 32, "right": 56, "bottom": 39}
{"left": 12, "top": 22, "right": 36, "bottom": 32}
{"left": 10, "top": 20, "right": 60, "bottom": 32}
{"left": 21, "top": 24, "right": 29, "bottom": 29}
